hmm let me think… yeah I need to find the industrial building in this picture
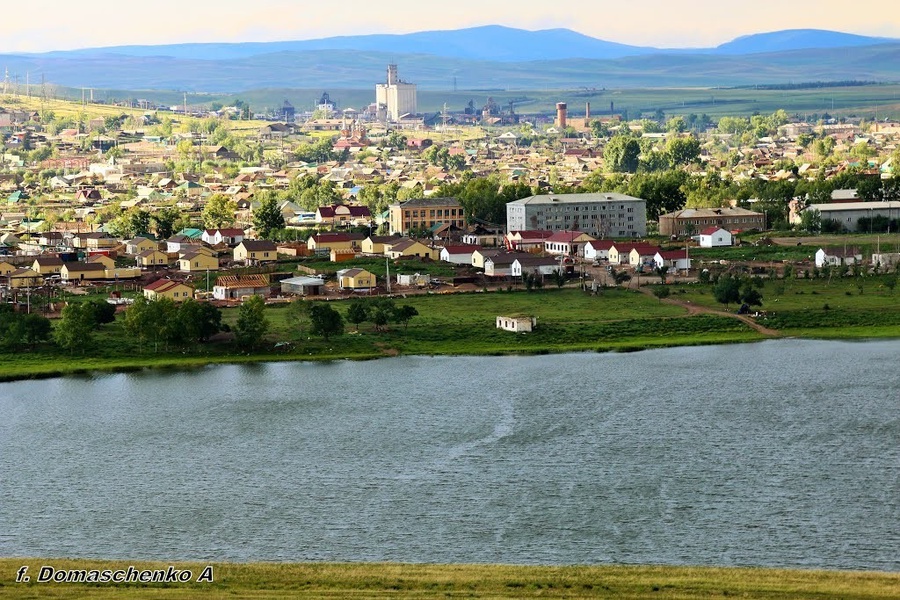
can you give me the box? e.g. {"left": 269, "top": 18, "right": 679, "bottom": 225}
{"left": 506, "top": 193, "right": 647, "bottom": 238}
{"left": 791, "top": 201, "right": 900, "bottom": 232}
{"left": 375, "top": 64, "right": 417, "bottom": 122}
{"left": 658, "top": 207, "right": 766, "bottom": 237}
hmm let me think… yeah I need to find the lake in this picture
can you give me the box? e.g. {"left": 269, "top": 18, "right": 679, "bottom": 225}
{"left": 0, "top": 339, "right": 897, "bottom": 569}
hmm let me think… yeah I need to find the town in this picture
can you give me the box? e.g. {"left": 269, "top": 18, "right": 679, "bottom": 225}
{"left": 1, "top": 66, "right": 900, "bottom": 369}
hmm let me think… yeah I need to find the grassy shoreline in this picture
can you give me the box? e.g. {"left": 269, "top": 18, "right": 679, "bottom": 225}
{"left": 1, "top": 559, "right": 897, "bottom": 599}
{"left": 2, "top": 281, "right": 899, "bottom": 383}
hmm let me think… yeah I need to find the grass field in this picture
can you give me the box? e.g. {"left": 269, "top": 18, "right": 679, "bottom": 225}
{"left": 1, "top": 559, "right": 898, "bottom": 599}
{"left": 2, "top": 277, "right": 899, "bottom": 382}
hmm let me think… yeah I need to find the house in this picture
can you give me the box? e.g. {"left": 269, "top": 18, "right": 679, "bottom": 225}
{"left": 166, "top": 234, "right": 196, "bottom": 253}
{"left": 653, "top": 250, "right": 692, "bottom": 271}
{"left": 628, "top": 245, "right": 662, "bottom": 268}
{"left": 338, "top": 268, "right": 376, "bottom": 290}
{"left": 143, "top": 279, "right": 194, "bottom": 302}
{"left": 361, "top": 235, "right": 399, "bottom": 255}
{"left": 583, "top": 240, "right": 615, "bottom": 262}
{"left": 484, "top": 253, "right": 524, "bottom": 277}
{"left": 608, "top": 243, "right": 660, "bottom": 266}
{"left": 815, "top": 248, "right": 862, "bottom": 268}
{"left": 38, "top": 232, "right": 66, "bottom": 248}
{"left": 86, "top": 254, "right": 116, "bottom": 270}
{"left": 280, "top": 276, "right": 325, "bottom": 296}
{"left": 32, "top": 256, "right": 64, "bottom": 275}
{"left": 440, "top": 244, "right": 480, "bottom": 265}
{"left": 178, "top": 251, "right": 219, "bottom": 272}
{"left": 212, "top": 274, "right": 271, "bottom": 300}
{"left": 543, "top": 230, "right": 595, "bottom": 257}
{"left": 136, "top": 249, "right": 170, "bottom": 268}
{"left": 60, "top": 262, "right": 107, "bottom": 282}
{"left": 308, "top": 232, "right": 364, "bottom": 253}
{"left": 73, "top": 232, "right": 117, "bottom": 250}
{"left": 201, "top": 228, "right": 245, "bottom": 246}
{"left": 0, "top": 260, "right": 16, "bottom": 276}
{"left": 7, "top": 267, "right": 42, "bottom": 288}
{"left": 472, "top": 248, "right": 505, "bottom": 269}
{"left": 125, "top": 236, "right": 158, "bottom": 255}
{"left": 315, "top": 204, "right": 372, "bottom": 227}
{"left": 505, "top": 230, "right": 553, "bottom": 252}
{"left": 511, "top": 255, "right": 560, "bottom": 277}
{"left": 234, "top": 240, "right": 276, "bottom": 264}
{"left": 698, "top": 227, "right": 733, "bottom": 248}
{"left": 385, "top": 238, "right": 435, "bottom": 260}
{"left": 276, "top": 242, "right": 311, "bottom": 257}
{"left": 496, "top": 315, "right": 536, "bottom": 333}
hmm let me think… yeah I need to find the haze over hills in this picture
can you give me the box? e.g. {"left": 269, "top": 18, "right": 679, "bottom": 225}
{"left": 0, "top": 26, "right": 898, "bottom": 92}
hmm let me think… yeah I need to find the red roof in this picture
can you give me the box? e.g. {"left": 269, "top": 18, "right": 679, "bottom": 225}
{"left": 546, "top": 230, "right": 590, "bottom": 243}
{"left": 658, "top": 250, "right": 688, "bottom": 259}
{"left": 144, "top": 279, "right": 190, "bottom": 293}
{"left": 510, "top": 230, "right": 554, "bottom": 240}
{"left": 700, "top": 226, "right": 727, "bottom": 235}
{"left": 586, "top": 240, "right": 616, "bottom": 250}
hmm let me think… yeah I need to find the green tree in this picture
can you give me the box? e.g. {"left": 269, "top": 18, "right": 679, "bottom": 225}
{"left": 85, "top": 299, "right": 117, "bottom": 329}
{"left": 234, "top": 295, "right": 269, "bottom": 350}
{"left": 654, "top": 265, "right": 669, "bottom": 284}
{"left": 666, "top": 136, "right": 701, "bottom": 167}
{"left": 346, "top": 301, "right": 370, "bottom": 332}
{"left": 252, "top": 192, "right": 286, "bottom": 239}
{"left": 369, "top": 298, "right": 396, "bottom": 332}
{"left": 741, "top": 284, "right": 764, "bottom": 308}
{"left": 604, "top": 135, "right": 641, "bottom": 173}
{"left": 202, "top": 194, "right": 236, "bottom": 229}
{"left": 394, "top": 305, "right": 419, "bottom": 330}
{"left": 308, "top": 303, "right": 344, "bottom": 340}
{"left": 178, "top": 300, "right": 222, "bottom": 344}
{"left": 551, "top": 269, "right": 567, "bottom": 288}
{"left": 152, "top": 206, "right": 182, "bottom": 239}
{"left": 54, "top": 303, "right": 94, "bottom": 353}
{"left": 712, "top": 274, "right": 741, "bottom": 308}
{"left": 123, "top": 296, "right": 178, "bottom": 353}
{"left": 22, "top": 313, "right": 52, "bottom": 348}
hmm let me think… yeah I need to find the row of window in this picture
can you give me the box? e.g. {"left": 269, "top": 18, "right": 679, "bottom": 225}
{"left": 408, "top": 209, "right": 461, "bottom": 217}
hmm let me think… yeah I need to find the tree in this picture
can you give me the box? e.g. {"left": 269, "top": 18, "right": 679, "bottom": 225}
{"left": 712, "top": 274, "right": 741, "bottom": 308}
{"left": 551, "top": 269, "right": 567, "bottom": 288}
{"left": 654, "top": 265, "right": 669, "bottom": 284}
{"left": 666, "top": 136, "right": 701, "bottom": 167}
{"left": 346, "top": 301, "right": 370, "bottom": 332}
{"left": 152, "top": 206, "right": 182, "bottom": 240}
{"left": 178, "top": 300, "right": 222, "bottom": 343}
{"left": 799, "top": 208, "right": 821, "bottom": 233}
{"left": 369, "top": 298, "right": 396, "bottom": 332}
{"left": 740, "top": 284, "right": 763, "bottom": 308}
{"left": 85, "top": 299, "right": 117, "bottom": 328}
{"left": 234, "top": 295, "right": 269, "bottom": 350}
{"left": 252, "top": 192, "right": 285, "bottom": 239}
{"left": 308, "top": 303, "right": 344, "bottom": 340}
{"left": 604, "top": 135, "right": 641, "bottom": 173}
{"left": 394, "top": 305, "right": 418, "bottom": 330}
{"left": 123, "top": 296, "right": 179, "bottom": 353}
{"left": 54, "top": 303, "right": 94, "bottom": 353}
{"left": 202, "top": 194, "right": 236, "bottom": 229}
{"left": 22, "top": 313, "right": 52, "bottom": 348}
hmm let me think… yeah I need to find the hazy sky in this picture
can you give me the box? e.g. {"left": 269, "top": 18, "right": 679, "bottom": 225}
{"left": 5, "top": 0, "right": 899, "bottom": 53}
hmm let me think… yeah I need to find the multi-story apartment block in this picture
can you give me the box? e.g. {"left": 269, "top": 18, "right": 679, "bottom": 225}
{"left": 658, "top": 207, "right": 766, "bottom": 237}
{"left": 388, "top": 197, "right": 466, "bottom": 235}
{"left": 506, "top": 193, "right": 647, "bottom": 238}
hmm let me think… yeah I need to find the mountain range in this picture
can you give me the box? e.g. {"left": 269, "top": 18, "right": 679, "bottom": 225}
{"left": 1, "top": 26, "right": 898, "bottom": 92}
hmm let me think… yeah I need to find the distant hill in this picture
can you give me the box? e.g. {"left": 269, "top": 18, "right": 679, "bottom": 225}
{"left": 712, "top": 29, "right": 895, "bottom": 55}
{"left": 2, "top": 26, "right": 898, "bottom": 93}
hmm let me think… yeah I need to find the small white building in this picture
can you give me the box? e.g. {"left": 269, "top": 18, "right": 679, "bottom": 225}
{"left": 698, "top": 227, "right": 733, "bottom": 248}
{"left": 583, "top": 240, "right": 615, "bottom": 262}
{"left": 654, "top": 251, "right": 692, "bottom": 271}
{"left": 396, "top": 273, "right": 431, "bottom": 287}
{"left": 496, "top": 315, "right": 536, "bottom": 333}
{"left": 439, "top": 244, "right": 480, "bottom": 265}
{"left": 815, "top": 248, "right": 862, "bottom": 268}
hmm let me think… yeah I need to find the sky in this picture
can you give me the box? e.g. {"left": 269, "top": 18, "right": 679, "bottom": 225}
{"left": 4, "top": 0, "right": 899, "bottom": 53}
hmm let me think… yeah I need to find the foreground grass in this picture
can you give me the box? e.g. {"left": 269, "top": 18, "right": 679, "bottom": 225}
{"left": 0, "top": 559, "right": 897, "bottom": 599}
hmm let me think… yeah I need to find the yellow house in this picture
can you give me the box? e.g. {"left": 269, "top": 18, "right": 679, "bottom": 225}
{"left": 361, "top": 235, "right": 398, "bottom": 255}
{"left": 234, "top": 240, "right": 276, "bottom": 264}
{"left": 32, "top": 256, "right": 64, "bottom": 275}
{"left": 385, "top": 238, "right": 438, "bottom": 260}
{"left": 8, "top": 267, "right": 43, "bottom": 288}
{"left": 87, "top": 254, "right": 116, "bottom": 270}
{"left": 0, "top": 260, "right": 16, "bottom": 276}
{"left": 178, "top": 251, "right": 219, "bottom": 272}
{"left": 136, "top": 249, "right": 170, "bottom": 267}
{"left": 338, "top": 268, "right": 376, "bottom": 290}
{"left": 307, "top": 233, "right": 363, "bottom": 253}
{"left": 125, "top": 236, "right": 158, "bottom": 256}
{"left": 61, "top": 262, "right": 107, "bottom": 282}
{"left": 143, "top": 279, "right": 195, "bottom": 302}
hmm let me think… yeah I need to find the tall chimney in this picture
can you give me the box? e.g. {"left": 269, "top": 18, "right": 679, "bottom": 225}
{"left": 556, "top": 102, "right": 567, "bottom": 129}
{"left": 585, "top": 102, "right": 591, "bottom": 121}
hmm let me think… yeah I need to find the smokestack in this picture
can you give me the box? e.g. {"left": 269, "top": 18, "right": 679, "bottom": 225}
{"left": 556, "top": 102, "right": 567, "bottom": 129}
{"left": 585, "top": 102, "right": 590, "bottom": 121}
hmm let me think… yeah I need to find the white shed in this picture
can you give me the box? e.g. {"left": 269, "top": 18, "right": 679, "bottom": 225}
{"left": 496, "top": 315, "right": 536, "bottom": 333}
{"left": 698, "top": 227, "right": 733, "bottom": 248}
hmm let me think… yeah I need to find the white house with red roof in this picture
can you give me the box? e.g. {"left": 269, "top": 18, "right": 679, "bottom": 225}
{"left": 315, "top": 204, "right": 372, "bottom": 227}
{"left": 505, "top": 230, "right": 553, "bottom": 251}
{"left": 583, "top": 240, "right": 616, "bottom": 262}
{"left": 697, "top": 227, "right": 733, "bottom": 248}
{"left": 654, "top": 250, "right": 692, "bottom": 271}
{"left": 202, "top": 228, "right": 245, "bottom": 246}
{"left": 543, "top": 231, "right": 595, "bottom": 257}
